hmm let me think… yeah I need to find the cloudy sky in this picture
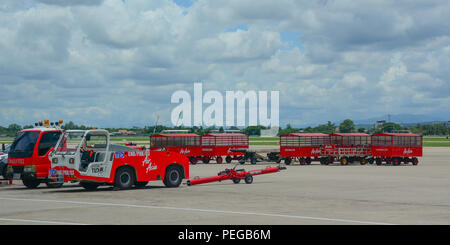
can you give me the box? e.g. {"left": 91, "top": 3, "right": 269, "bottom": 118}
{"left": 0, "top": 0, "right": 449, "bottom": 128}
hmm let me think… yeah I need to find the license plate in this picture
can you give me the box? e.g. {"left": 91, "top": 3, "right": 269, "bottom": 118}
{"left": 13, "top": 173, "right": 21, "bottom": 180}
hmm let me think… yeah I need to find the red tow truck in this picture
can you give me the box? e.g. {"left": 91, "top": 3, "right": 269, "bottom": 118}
{"left": 6, "top": 120, "right": 72, "bottom": 188}
{"left": 49, "top": 129, "right": 189, "bottom": 190}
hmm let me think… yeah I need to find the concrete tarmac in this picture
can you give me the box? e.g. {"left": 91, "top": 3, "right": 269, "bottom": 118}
{"left": 0, "top": 147, "right": 449, "bottom": 225}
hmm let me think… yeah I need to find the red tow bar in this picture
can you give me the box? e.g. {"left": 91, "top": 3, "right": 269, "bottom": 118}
{"left": 187, "top": 165, "right": 286, "bottom": 186}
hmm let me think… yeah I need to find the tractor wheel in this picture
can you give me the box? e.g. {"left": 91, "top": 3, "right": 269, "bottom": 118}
{"left": 163, "top": 165, "right": 183, "bottom": 188}
{"left": 22, "top": 178, "right": 41, "bottom": 189}
{"left": 114, "top": 167, "right": 135, "bottom": 189}
{"left": 80, "top": 181, "right": 100, "bottom": 191}
{"left": 244, "top": 174, "right": 253, "bottom": 184}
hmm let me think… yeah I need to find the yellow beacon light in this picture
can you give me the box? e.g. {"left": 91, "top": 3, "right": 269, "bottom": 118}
{"left": 44, "top": 120, "right": 50, "bottom": 127}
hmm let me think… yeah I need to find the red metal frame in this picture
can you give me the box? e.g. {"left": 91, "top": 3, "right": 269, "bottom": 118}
{"left": 371, "top": 133, "right": 422, "bottom": 157}
{"left": 150, "top": 133, "right": 249, "bottom": 164}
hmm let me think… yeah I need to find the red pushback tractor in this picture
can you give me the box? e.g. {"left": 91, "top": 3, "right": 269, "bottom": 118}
{"left": 371, "top": 133, "right": 422, "bottom": 165}
{"left": 150, "top": 134, "right": 202, "bottom": 164}
{"left": 320, "top": 133, "right": 372, "bottom": 165}
{"left": 280, "top": 133, "right": 330, "bottom": 165}
{"left": 201, "top": 133, "right": 249, "bottom": 164}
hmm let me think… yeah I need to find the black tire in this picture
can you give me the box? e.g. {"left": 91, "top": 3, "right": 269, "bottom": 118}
{"left": 163, "top": 165, "right": 183, "bottom": 188}
{"left": 305, "top": 157, "right": 312, "bottom": 165}
{"left": 232, "top": 178, "right": 241, "bottom": 184}
{"left": 368, "top": 158, "right": 374, "bottom": 164}
{"left": 216, "top": 157, "right": 223, "bottom": 164}
{"left": 360, "top": 158, "right": 367, "bottom": 165}
{"left": 189, "top": 157, "right": 197, "bottom": 165}
{"left": 412, "top": 157, "right": 419, "bottom": 166}
{"left": 202, "top": 158, "right": 210, "bottom": 164}
{"left": 22, "top": 178, "right": 41, "bottom": 189}
{"left": 80, "top": 181, "right": 100, "bottom": 191}
{"left": 244, "top": 174, "right": 253, "bottom": 184}
{"left": 340, "top": 157, "right": 348, "bottom": 166}
{"left": 376, "top": 158, "right": 382, "bottom": 166}
{"left": 114, "top": 167, "right": 135, "bottom": 189}
{"left": 135, "top": 181, "right": 148, "bottom": 188}
{"left": 284, "top": 158, "right": 292, "bottom": 165}
{"left": 250, "top": 158, "right": 257, "bottom": 165}
{"left": 238, "top": 157, "right": 245, "bottom": 164}
{"left": 225, "top": 156, "right": 232, "bottom": 163}
{"left": 393, "top": 158, "right": 400, "bottom": 166}
{"left": 46, "top": 182, "right": 63, "bottom": 188}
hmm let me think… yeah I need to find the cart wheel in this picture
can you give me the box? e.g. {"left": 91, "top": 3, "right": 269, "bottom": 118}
{"left": 299, "top": 158, "right": 305, "bottom": 165}
{"left": 232, "top": 178, "right": 241, "bottom": 184}
{"left": 284, "top": 158, "right": 292, "bottom": 165}
{"left": 393, "top": 158, "right": 400, "bottom": 166}
{"left": 368, "top": 158, "right": 374, "bottom": 164}
{"left": 340, "top": 157, "right": 348, "bottom": 166}
{"left": 305, "top": 157, "right": 312, "bottom": 165}
{"left": 216, "top": 157, "right": 223, "bottom": 164}
{"left": 225, "top": 156, "right": 232, "bottom": 163}
{"left": 202, "top": 158, "right": 210, "bottom": 164}
{"left": 250, "top": 158, "right": 257, "bottom": 165}
{"left": 375, "top": 158, "right": 382, "bottom": 166}
{"left": 238, "top": 156, "right": 245, "bottom": 164}
{"left": 244, "top": 174, "right": 253, "bottom": 184}
{"left": 412, "top": 157, "right": 419, "bottom": 165}
{"left": 189, "top": 157, "right": 197, "bottom": 165}
{"left": 360, "top": 158, "right": 367, "bottom": 165}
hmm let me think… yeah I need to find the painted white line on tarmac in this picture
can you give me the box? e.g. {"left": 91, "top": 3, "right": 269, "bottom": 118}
{"left": 0, "top": 218, "right": 90, "bottom": 225}
{"left": 0, "top": 197, "right": 396, "bottom": 225}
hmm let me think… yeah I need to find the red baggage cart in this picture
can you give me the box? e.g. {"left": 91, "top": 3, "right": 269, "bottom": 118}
{"left": 280, "top": 133, "right": 330, "bottom": 165}
{"left": 150, "top": 134, "right": 202, "bottom": 164}
{"left": 320, "top": 133, "right": 371, "bottom": 165}
{"left": 201, "top": 133, "right": 249, "bottom": 164}
{"left": 371, "top": 133, "right": 422, "bottom": 165}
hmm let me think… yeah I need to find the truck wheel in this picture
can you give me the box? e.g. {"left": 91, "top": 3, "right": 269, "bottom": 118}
{"left": 114, "top": 167, "right": 134, "bottom": 189}
{"left": 225, "top": 156, "right": 232, "bottom": 163}
{"left": 80, "top": 181, "right": 100, "bottom": 191}
{"left": 163, "top": 165, "right": 183, "bottom": 188}
{"left": 22, "top": 178, "right": 41, "bottom": 189}
{"left": 244, "top": 174, "right": 253, "bottom": 184}
{"left": 46, "top": 182, "right": 63, "bottom": 188}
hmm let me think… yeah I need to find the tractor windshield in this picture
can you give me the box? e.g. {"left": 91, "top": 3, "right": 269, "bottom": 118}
{"left": 8, "top": 131, "right": 40, "bottom": 158}
{"left": 55, "top": 131, "right": 85, "bottom": 155}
